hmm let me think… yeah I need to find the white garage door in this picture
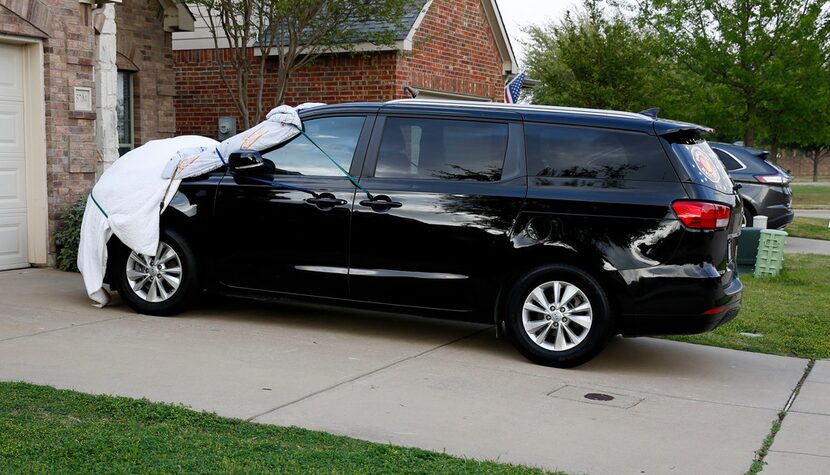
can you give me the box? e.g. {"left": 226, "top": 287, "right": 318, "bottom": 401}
{"left": 0, "top": 43, "right": 28, "bottom": 271}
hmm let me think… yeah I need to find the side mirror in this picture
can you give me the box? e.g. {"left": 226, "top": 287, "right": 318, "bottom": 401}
{"left": 228, "top": 150, "right": 265, "bottom": 173}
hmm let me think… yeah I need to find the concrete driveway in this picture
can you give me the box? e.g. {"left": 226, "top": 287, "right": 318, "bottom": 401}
{"left": 0, "top": 268, "right": 811, "bottom": 474}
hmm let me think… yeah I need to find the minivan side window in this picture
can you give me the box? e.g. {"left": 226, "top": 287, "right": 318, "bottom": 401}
{"left": 375, "top": 117, "right": 508, "bottom": 181}
{"left": 525, "top": 123, "right": 675, "bottom": 181}
{"left": 262, "top": 116, "right": 365, "bottom": 176}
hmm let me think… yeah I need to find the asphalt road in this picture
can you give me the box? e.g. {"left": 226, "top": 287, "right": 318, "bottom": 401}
{"left": 1, "top": 269, "right": 826, "bottom": 474}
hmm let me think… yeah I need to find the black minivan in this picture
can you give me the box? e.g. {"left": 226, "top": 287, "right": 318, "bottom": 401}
{"left": 106, "top": 100, "right": 743, "bottom": 367}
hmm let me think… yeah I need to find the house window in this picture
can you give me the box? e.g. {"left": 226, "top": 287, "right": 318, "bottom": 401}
{"left": 117, "top": 71, "right": 134, "bottom": 155}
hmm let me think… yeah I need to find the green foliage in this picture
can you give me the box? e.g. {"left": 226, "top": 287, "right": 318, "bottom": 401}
{"left": 523, "top": 1, "right": 667, "bottom": 111}
{"left": 0, "top": 382, "right": 556, "bottom": 474}
{"left": 665, "top": 253, "right": 830, "bottom": 359}
{"left": 636, "top": 0, "right": 830, "bottom": 148}
{"left": 54, "top": 197, "right": 87, "bottom": 273}
{"left": 525, "top": 0, "right": 830, "bottom": 152}
{"left": 748, "top": 416, "right": 783, "bottom": 474}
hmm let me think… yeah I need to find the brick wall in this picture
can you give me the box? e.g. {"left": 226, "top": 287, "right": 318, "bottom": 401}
{"left": 29, "top": 1, "right": 97, "bottom": 249}
{"left": 173, "top": 0, "right": 507, "bottom": 137}
{"left": 0, "top": 0, "right": 180, "bottom": 257}
{"left": 174, "top": 49, "right": 400, "bottom": 137}
{"left": 114, "top": 0, "right": 177, "bottom": 146}
{"left": 396, "top": 0, "right": 505, "bottom": 101}
{"left": 778, "top": 152, "right": 830, "bottom": 179}
{"left": 282, "top": 52, "right": 401, "bottom": 106}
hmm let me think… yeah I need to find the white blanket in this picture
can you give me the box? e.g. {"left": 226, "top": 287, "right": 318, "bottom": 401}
{"left": 161, "top": 104, "right": 320, "bottom": 180}
{"left": 78, "top": 104, "right": 323, "bottom": 306}
{"left": 77, "top": 135, "right": 218, "bottom": 306}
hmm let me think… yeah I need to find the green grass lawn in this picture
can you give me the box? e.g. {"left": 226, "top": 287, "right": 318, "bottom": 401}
{"left": 0, "top": 382, "right": 554, "bottom": 475}
{"left": 786, "top": 217, "right": 830, "bottom": 240}
{"left": 666, "top": 254, "right": 830, "bottom": 359}
{"left": 790, "top": 184, "right": 830, "bottom": 209}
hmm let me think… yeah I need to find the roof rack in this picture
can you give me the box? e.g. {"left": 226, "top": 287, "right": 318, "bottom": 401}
{"left": 385, "top": 98, "right": 652, "bottom": 121}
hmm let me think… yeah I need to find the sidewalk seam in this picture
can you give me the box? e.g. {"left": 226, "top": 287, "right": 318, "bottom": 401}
{"left": 747, "top": 359, "right": 815, "bottom": 474}
{"left": 0, "top": 315, "right": 131, "bottom": 343}
{"left": 245, "top": 326, "right": 491, "bottom": 422}
{"left": 767, "top": 449, "right": 830, "bottom": 459}
{"left": 788, "top": 409, "right": 830, "bottom": 417}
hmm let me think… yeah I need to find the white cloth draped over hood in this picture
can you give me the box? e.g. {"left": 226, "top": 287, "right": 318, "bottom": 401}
{"left": 77, "top": 103, "right": 324, "bottom": 306}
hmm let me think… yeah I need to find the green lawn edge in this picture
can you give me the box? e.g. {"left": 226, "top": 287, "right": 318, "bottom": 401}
{"left": 0, "top": 382, "right": 557, "bottom": 474}
{"left": 665, "top": 253, "right": 830, "bottom": 359}
{"left": 786, "top": 217, "right": 830, "bottom": 241}
{"left": 790, "top": 185, "right": 830, "bottom": 209}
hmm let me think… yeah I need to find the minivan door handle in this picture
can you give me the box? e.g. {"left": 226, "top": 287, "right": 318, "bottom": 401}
{"left": 359, "top": 195, "right": 402, "bottom": 212}
{"left": 306, "top": 193, "right": 348, "bottom": 210}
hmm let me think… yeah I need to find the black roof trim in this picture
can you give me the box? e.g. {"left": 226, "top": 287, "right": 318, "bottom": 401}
{"left": 297, "top": 101, "right": 716, "bottom": 137}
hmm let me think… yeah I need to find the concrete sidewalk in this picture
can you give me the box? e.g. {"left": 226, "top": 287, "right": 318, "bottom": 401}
{"left": 0, "top": 268, "right": 817, "bottom": 474}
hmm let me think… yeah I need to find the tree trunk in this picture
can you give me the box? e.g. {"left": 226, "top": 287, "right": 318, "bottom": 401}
{"left": 769, "top": 136, "right": 779, "bottom": 163}
{"left": 743, "top": 99, "right": 756, "bottom": 147}
{"left": 814, "top": 151, "right": 820, "bottom": 182}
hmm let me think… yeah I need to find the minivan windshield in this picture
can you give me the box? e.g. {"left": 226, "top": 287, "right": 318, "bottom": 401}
{"left": 671, "top": 140, "right": 734, "bottom": 194}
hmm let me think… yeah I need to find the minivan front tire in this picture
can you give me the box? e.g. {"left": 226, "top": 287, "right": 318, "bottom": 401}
{"left": 114, "top": 228, "right": 198, "bottom": 316}
{"left": 505, "top": 264, "right": 613, "bottom": 368}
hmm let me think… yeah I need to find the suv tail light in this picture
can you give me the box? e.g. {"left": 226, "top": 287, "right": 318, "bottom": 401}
{"left": 755, "top": 174, "right": 791, "bottom": 185}
{"left": 672, "top": 201, "right": 731, "bottom": 230}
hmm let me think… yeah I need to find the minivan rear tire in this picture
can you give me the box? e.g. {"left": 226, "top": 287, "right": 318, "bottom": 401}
{"left": 505, "top": 264, "right": 613, "bottom": 368}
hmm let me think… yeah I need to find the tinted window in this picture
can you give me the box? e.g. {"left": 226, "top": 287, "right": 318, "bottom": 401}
{"left": 262, "top": 116, "right": 365, "bottom": 176}
{"left": 525, "top": 123, "right": 674, "bottom": 181}
{"left": 713, "top": 148, "right": 743, "bottom": 171}
{"left": 375, "top": 117, "right": 508, "bottom": 181}
{"left": 671, "top": 141, "right": 734, "bottom": 194}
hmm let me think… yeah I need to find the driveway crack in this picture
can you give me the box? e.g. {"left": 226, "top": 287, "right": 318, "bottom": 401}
{"left": 747, "top": 359, "right": 815, "bottom": 474}
{"left": 0, "top": 315, "right": 131, "bottom": 343}
{"left": 246, "top": 326, "right": 491, "bottom": 422}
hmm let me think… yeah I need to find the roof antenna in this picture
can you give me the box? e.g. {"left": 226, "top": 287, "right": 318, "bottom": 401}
{"left": 403, "top": 86, "right": 419, "bottom": 98}
{"left": 639, "top": 107, "right": 660, "bottom": 119}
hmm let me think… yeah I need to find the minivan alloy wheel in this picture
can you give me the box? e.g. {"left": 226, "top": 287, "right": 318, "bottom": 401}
{"left": 125, "top": 242, "right": 183, "bottom": 303}
{"left": 521, "top": 280, "right": 593, "bottom": 351}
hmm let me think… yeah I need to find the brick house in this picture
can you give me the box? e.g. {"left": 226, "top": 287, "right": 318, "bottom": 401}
{"left": 0, "top": 0, "right": 193, "bottom": 270}
{"left": 172, "top": 0, "right": 518, "bottom": 138}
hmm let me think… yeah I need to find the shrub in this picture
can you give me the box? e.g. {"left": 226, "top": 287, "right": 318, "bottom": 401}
{"left": 55, "top": 197, "right": 88, "bottom": 272}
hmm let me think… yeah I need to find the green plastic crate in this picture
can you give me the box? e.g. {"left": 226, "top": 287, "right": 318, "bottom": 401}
{"left": 754, "top": 229, "right": 787, "bottom": 277}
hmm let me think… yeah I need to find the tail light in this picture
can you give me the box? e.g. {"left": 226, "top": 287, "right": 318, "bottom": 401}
{"left": 672, "top": 201, "right": 731, "bottom": 230}
{"left": 755, "top": 174, "right": 790, "bottom": 185}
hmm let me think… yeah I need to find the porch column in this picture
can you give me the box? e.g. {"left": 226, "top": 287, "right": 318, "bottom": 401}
{"left": 93, "top": 4, "right": 119, "bottom": 178}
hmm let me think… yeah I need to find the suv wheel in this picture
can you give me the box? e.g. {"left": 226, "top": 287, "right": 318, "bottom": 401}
{"left": 742, "top": 203, "right": 754, "bottom": 227}
{"left": 505, "top": 264, "right": 612, "bottom": 368}
{"left": 114, "top": 229, "right": 198, "bottom": 316}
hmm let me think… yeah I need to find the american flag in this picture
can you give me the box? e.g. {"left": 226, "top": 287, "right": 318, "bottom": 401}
{"left": 504, "top": 71, "right": 527, "bottom": 104}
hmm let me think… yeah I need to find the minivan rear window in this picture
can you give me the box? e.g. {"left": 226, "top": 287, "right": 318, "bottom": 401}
{"left": 524, "top": 123, "right": 676, "bottom": 181}
{"left": 671, "top": 140, "right": 733, "bottom": 193}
